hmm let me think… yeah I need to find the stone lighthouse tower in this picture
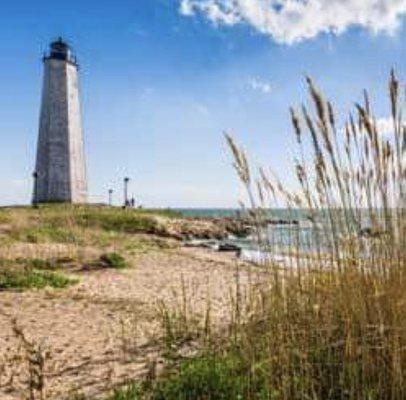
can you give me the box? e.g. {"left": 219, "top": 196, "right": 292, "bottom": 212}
{"left": 33, "top": 38, "right": 87, "bottom": 204}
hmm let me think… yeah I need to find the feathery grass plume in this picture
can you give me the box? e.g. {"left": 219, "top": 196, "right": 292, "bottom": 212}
{"left": 390, "top": 69, "right": 399, "bottom": 122}
{"left": 224, "top": 133, "right": 250, "bottom": 186}
{"left": 108, "top": 72, "right": 406, "bottom": 400}
{"left": 220, "top": 71, "right": 406, "bottom": 399}
{"left": 290, "top": 107, "right": 302, "bottom": 144}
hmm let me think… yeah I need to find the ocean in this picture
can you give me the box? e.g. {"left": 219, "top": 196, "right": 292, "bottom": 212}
{"left": 174, "top": 208, "right": 328, "bottom": 255}
{"left": 173, "top": 208, "right": 307, "bottom": 220}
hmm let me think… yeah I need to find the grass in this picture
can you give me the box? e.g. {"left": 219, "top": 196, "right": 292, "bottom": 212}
{"left": 0, "top": 205, "right": 181, "bottom": 296}
{"left": 0, "top": 205, "right": 181, "bottom": 294}
{"left": 220, "top": 73, "right": 405, "bottom": 399}
{"left": 109, "top": 72, "right": 405, "bottom": 400}
{"left": 108, "top": 354, "right": 269, "bottom": 400}
{"left": 11, "top": 225, "right": 82, "bottom": 244}
{"left": 0, "top": 204, "right": 178, "bottom": 244}
{"left": 0, "top": 205, "right": 179, "bottom": 273}
{"left": 150, "top": 354, "right": 270, "bottom": 400}
{"left": 73, "top": 207, "right": 167, "bottom": 234}
{"left": 0, "top": 260, "right": 77, "bottom": 290}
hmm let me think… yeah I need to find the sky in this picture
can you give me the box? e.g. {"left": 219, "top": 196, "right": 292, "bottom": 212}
{"left": 0, "top": 0, "right": 405, "bottom": 207}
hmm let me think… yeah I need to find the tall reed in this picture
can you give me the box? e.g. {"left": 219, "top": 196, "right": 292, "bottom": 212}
{"left": 223, "top": 72, "right": 405, "bottom": 399}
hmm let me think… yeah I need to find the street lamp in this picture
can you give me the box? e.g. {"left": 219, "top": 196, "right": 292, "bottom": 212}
{"left": 108, "top": 189, "right": 113, "bottom": 206}
{"left": 123, "top": 177, "right": 130, "bottom": 207}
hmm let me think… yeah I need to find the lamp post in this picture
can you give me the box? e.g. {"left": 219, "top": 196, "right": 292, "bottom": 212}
{"left": 32, "top": 171, "right": 38, "bottom": 208}
{"left": 123, "top": 177, "right": 130, "bottom": 207}
{"left": 108, "top": 189, "right": 113, "bottom": 206}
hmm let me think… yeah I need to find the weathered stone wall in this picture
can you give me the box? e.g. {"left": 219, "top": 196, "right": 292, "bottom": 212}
{"left": 34, "top": 58, "right": 87, "bottom": 203}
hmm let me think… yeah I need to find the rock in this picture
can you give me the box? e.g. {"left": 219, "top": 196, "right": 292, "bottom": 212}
{"left": 218, "top": 242, "right": 241, "bottom": 253}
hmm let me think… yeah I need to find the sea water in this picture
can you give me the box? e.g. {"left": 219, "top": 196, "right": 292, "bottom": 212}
{"left": 174, "top": 208, "right": 329, "bottom": 254}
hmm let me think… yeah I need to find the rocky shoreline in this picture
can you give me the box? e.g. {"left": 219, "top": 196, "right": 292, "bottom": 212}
{"left": 158, "top": 216, "right": 301, "bottom": 260}
{"left": 161, "top": 216, "right": 300, "bottom": 241}
{"left": 158, "top": 216, "right": 251, "bottom": 241}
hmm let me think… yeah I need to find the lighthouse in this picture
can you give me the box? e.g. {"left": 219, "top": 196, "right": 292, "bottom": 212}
{"left": 33, "top": 38, "right": 87, "bottom": 204}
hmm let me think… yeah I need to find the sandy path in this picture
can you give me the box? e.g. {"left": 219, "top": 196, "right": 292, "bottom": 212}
{"left": 0, "top": 247, "right": 255, "bottom": 399}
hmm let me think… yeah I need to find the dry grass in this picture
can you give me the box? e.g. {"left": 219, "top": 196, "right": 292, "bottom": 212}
{"left": 130, "top": 73, "right": 406, "bottom": 400}
{"left": 220, "top": 72, "right": 405, "bottom": 399}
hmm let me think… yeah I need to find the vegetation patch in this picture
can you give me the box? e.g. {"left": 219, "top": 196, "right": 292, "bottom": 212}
{"left": 1, "top": 205, "right": 179, "bottom": 247}
{"left": 0, "top": 209, "right": 11, "bottom": 224}
{"left": 99, "top": 252, "right": 128, "bottom": 269}
{"left": 74, "top": 208, "right": 166, "bottom": 235}
{"left": 108, "top": 354, "right": 268, "bottom": 400}
{"left": 11, "top": 225, "right": 82, "bottom": 244}
{"left": 17, "top": 257, "right": 76, "bottom": 270}
{"left": 0, "top": 265, "right": 77, "bottom": 291}
{"left": 152, "top": 354, "right": 268, "bottom": 400}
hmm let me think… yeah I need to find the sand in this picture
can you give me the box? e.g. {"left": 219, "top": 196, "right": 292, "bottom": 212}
{"left": 0, "top": 246, "right": 258, "bottom": 399}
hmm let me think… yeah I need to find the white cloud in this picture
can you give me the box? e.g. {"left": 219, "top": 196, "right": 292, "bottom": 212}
{"left": 179, "top": 0, "right": 406, "bottom": 44}
{"left": 375, "top": 117, "right": 394, "bottom": 136}
{"left": 341, "top": 116, "right": 399, "bottom": 138}
{"left": 248, "top": 77, "right": 272, "bottom": 94}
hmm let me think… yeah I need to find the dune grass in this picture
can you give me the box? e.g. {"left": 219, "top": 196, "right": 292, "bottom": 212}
{"left": 108, "top": 73, "right": 405, "bottom": 400}
{"left": 0, "top": 205, "right": 178, "bottom": 263}
{"left": 0, "top": 205, "right": 174, "bottom": 243}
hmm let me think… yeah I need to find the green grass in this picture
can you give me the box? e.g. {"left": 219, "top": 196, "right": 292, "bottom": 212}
{"left": 108, "top": 354, "right": 270, "bottom": 400}
{"left": 32, "top": 204, "right": 175, "bottom": 235}
{"left": 150, "top": 355, "right": 269, "bottom": 400}
{"left": 0, "top": 205, "right": 179, "bottom": 249}
{"left": 0, "top": 266, "right": 77, "bottom": 290}
{"left": 109, "top": 384, "right": 142, "bottom": 400}
{"left": 74, "top": 207, "right": 165, "bottom": 235}
{"left": 0, "top": 204, "right": 177, "bottom": 245}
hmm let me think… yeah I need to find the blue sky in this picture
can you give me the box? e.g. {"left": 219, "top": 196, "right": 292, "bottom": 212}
{"left": 0, "top": 0, "right": 405, "bottom": 207}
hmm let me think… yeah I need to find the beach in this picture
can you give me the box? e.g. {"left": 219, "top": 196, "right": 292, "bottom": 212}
{"left": 0, "top": 241, "right": 260, "bottom": 399}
